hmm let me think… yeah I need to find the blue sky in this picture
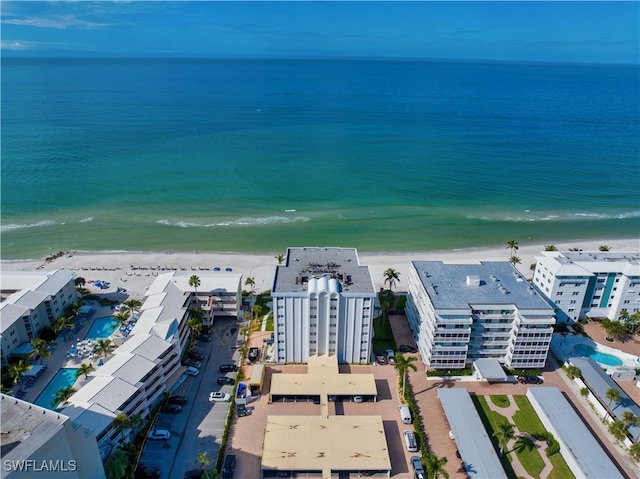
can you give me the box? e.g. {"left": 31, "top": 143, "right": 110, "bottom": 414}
{"left": 2, "top": 1, "right": 638, "bottom": 64}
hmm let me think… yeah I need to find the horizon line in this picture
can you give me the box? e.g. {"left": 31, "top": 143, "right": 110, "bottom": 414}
{"left": 3, "top": 54, "right": 638, "bottom": 67}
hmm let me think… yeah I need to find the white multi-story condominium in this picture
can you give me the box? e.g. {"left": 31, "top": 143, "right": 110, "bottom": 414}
{"left": 533, "top": 251, "right": 640, "bottom": 323}
{"left": 1, "top": 393, "right": 105, "bottom": 479}
{"left": 1, "top": 270, "right": 78, "bottom": 365}
{"left": 406, "top": 261, "right": 555, "bottom": 370}
{"left": 62, "top": 272, "right": 241, "bottom": 456}
{"left": 272, "top": 248, "right": 376, "bottom": 364}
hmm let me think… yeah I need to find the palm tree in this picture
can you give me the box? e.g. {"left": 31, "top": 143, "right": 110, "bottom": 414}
{"left": 395, "top": 354, "right": 418, "bottom": 399}
{"left": 51, "top": 386, "right": 76, "bottom": 408}
{"left": 75, "top": 276, "right": 86, "bottom": 288}
{"left": 112, "top": 412, "right": 131, "bottom": 443}
{"left": 129, "top": 413, "right": 143, "bottom": 434}
{"left": 544, "top": 244, "right": 558, "bottom": 251}
{"left": 113, "top": 312, "right": 129, "bottom": 328}
{"left": 275, "top": 254, "right": 285, "bottom": 265}
{"left": 608, "top": 420, "right": 628, "bottom": 442}
{"left": 8, "top": 360, "right": 32, "bottom": 386}
{"left": 188, "top": 317, "right": 204, "bottom": 337}
{"left": 76, "top": 362, "right": 94, "bottom": 379}
{"left": 245, "top": 277, "right": 256, "bottom": 294}
{"left": 189, "top": 274, "right": 201, "bottom": 300}
{"left": 563, "top": 364, "right": 581, "bottom": 380}
{"left": 629, "top": 443, "right": 640, "bottom": 462}
{"left": 599, "top": 245, "right": 611, "bottom": 251}
{"left": 506, "top": 240, "right": 519, "bottom": 256}
{"left": 54, "top": 315, "right": 75, "bottom": 334}
{"left": 383, "top": 268, "right": 401, "bottom": 291}
{"left": 568, "top": 247, "right": 582, "bottom": 252}
{"left": 29, "top": 338, "right": 51, "bottom": 364}
{"left": 252, "top": 304, "right": 263, "bottom": 322}
{"left": 122, "top": 298, "right": 142, "bottom": 319}
{"left": 493, "top": 422, "right": 515, "bottom": 456}
{"left": 605, "top": 387, "right": 621, "bottom": 420}
{"left": 622, "top": 412, "right": 640, "bottom": 442}
{"left": 65, "top": 301, "right": 82, "bottom": 318}
{"left": 94, "top": 339, "right": 114, "bottom": 359}
{"left": 508, "top": 256, "right": 522, "bottom": 266}
{"left": 580, "top": 387, "right": 590, "bottom": 399}
{"left": 424, "top": 452, "right": 449, "bottom": 479}
{"left": 195, "top": 451, "right": 212, "bottom": 479}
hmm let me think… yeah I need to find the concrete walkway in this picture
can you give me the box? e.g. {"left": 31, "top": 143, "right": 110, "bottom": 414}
{"left": 485, "top": 395, "right": 554, "bottom": 479}
{"left": 260, "top": 301, "right": 272, "bottom": 331}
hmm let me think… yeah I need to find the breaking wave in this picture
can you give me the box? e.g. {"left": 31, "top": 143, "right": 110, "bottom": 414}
{"left": 1, "top": 220, "right": 56, "bottom": 232}
{"left": 157, "top": 216, "right": 310, "bottom": 228}
{"left": 468, "top": 211, "right": 640, "bottom": 223}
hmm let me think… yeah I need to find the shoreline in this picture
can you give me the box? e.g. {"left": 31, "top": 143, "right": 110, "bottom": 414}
{"left": 3, "top": 238, "right": 638, "bottom": 299}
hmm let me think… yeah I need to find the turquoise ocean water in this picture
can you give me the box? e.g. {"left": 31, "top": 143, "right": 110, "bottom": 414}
{"left": 2, "top": 58, "right": 639, "bottom": 259}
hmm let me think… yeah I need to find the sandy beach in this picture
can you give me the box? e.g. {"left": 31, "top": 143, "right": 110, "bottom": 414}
{"left": 3, "top": 238, "right": 638, "bottom": 299}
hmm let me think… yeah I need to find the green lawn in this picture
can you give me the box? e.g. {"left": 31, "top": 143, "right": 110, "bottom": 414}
{"left": 512, "top": 396, "right": 547, "bottom": 436}
{"left": 491, "top": 395, "right": 511, "bottom": 408}
{"left": 372, "top": 313, "right": 397, "bottom": 352}
{"left": 547, "top": 453, "right": 575, "bottom": 479}
{"left": 513, "top": 437, "right": 546, "bottom": 478}
{"left": 472, "top": 395, "right": 517, "bottom": 479}
{"left": 265, "top": 313, "right": 274, "bottom": 332}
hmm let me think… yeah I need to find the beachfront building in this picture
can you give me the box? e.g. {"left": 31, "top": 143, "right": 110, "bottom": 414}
{"left": 1, "top": 393, "right": 105, "bottom": 479}
{"left": 532, "top": 251, "right": 640, "bottom": 322}
{"left": 1, "top": 270, "right": 78, "bottom": 366}
{"left": 60, "top": 272, "right": 240, "bottom": 456}
{"left": 272, "top": 248, "right": 376, "bottom": 364}
{"left": 406, "top": 261, "right": 555, "bottom": 369}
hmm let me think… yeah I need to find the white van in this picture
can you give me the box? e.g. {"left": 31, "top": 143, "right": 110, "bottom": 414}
{"left": 403, "top": 430, "right": 418, "bottom": 452}
{"left": 399, "top": 405, "right": 412, "bottom": 424}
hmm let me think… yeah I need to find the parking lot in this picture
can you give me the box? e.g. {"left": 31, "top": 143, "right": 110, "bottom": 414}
{"left": 137, "top": 317, "right": 244, "bottom": 479}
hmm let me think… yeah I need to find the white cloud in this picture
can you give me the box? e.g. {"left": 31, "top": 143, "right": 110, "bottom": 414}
{"left": 1, "top": 40, "right": 30, "bottom": 50}
{"left": 2, "top": 14, "right": 111, "bottom": 30}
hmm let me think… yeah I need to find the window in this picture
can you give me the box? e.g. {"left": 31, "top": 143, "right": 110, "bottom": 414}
{"left": 572, "top": 292, "right": 579, "bottom": 296}
{"left": 557, "top": 292, "right": 563, "bottom": 296}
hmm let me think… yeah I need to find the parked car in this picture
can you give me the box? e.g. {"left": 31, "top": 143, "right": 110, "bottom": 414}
{"left": 399, "top": 344, "right": 417, "bottom": 353}
{"left": 386, "top": 349, "right": 396, "bottom": 365}
{"left": 404, "top": 430, "right": 418, "bottom": 452}
{"left": 352, "top": 395, "right": 363, "bottom": 403}
{"left": 248, "top": 347, "right": 260, "bottom": 362}
{"left": 148, "top": 429, "right": 171, "bottom": 440}
{"left": 168, "top": 395, "right": 187, "bottom": 405}
{"left": 189, "top": 351, "right": 204, "bottom": 361}
{"left": 184, "top": 358, "right": 202, "bottom": 368}
{"left": 448, "top": 430, "right": 455, "bottom": 440}
{"left": 374, "top": 348, "right": 386, "bottom": 365}
{"left": 518, "top": 375, "right": 543, "bottom": 384}
{"left": 236, "top": 404, "right": 248, "bottom": 417}
{"left": 162, "top": 404, "right": 182, "bottom": 414}
{"left": 185, "top": 366, "right": 199, "bottom": 377}
{"left": 219, "top": 364, "right": 238, "bottom": 373}
{"left": 411, "top": 456, "right": 426, "bottom": 479}
{"left": 221, "top": 454, "right": 236, "bottom": 479}
{"left": 183, "top": 470, "right": 204, "bottom": 479}
{"left": 217, "top": 376, "right": 235, "bottom": 385}
{"left": 209, "top": 392, "right": 231, "bottom": 402}
{"left": 135, "top": 465, "right": 161, "bottom": 479}
{"left": 198, "top": 333, "right": 212, "bottom": 342}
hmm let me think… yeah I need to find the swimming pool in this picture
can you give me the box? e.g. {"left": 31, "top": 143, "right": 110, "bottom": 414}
{"left": 572, "top": 344, "right": 623, "bottom": 367}
{"left": 86, "top": 316, "right": 119, "bottom": 339}
{"left": 34, "top": 368, "right": 80, "bottom": 410}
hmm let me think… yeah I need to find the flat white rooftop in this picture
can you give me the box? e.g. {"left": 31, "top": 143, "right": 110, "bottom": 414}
{"left": 261, "top": 415, "right": 390, "bottom": 472}
{"left": 269, "top": 355, "right": 377, "bottom": 399}
{"left": 438, "top": 388, "right": 507, "bottom": 479}
{"left": 527, "top": 387, "right": 623, "bottom": 479}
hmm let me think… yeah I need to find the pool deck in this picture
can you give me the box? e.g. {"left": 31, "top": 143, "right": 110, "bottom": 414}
{"left": 583, "top": 320, "right": 640, "bottom": 357}
{"left": 13, "top": 301, "right": 124, "bottom": 407}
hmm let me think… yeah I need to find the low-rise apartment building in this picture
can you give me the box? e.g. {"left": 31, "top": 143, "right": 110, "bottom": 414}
{"left": 406, "top": 261, "right": 555, "bottom": 369}
{"left": 61, "top": 272, "right": 240, "bottom": 455}
{"left": 272, "top": 248, "right": 376, "bottom": 364}
{"left": 533, "top": 251, "right": 640, "bottom": 322}
{"left": 1, "top": 270, "right": 78, "bottom": 365}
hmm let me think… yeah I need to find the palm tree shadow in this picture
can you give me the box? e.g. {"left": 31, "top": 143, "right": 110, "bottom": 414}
{"left": 415, "top": 379, "right": 456, "bottom": 394}
{"left": 512, "top": 436, "right": 536, "bottom": 455}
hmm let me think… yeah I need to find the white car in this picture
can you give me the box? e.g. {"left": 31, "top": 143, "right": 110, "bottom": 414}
{"left": 386, "top": 349, "right": 396, "bottom": 365}
{"left": 185, "top": 366, "right": 199, "bottom": 377}
{"left": 209, "top": 392, "right": 231, "bottom": 402}
{"left": 148, "top": 429, "right": 170, "bottom": 440}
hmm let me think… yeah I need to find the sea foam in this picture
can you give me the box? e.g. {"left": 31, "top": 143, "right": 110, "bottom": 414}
{"left": 1, "top": 220, "right": 56, "bottom": 232}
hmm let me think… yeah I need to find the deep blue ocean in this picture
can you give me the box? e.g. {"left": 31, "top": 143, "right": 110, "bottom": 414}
{"left": 2, "top": 58, "right": 639, "bottom": 259}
